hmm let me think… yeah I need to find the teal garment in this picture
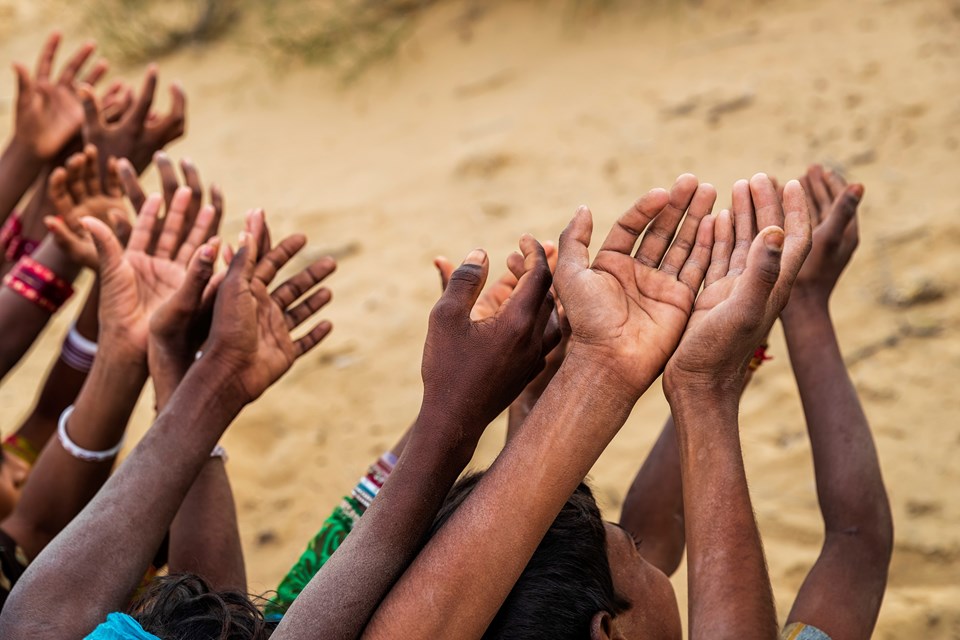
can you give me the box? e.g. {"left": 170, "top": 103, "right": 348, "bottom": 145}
{"left": 85, "top": 613, "right": 160, "bottom": 640}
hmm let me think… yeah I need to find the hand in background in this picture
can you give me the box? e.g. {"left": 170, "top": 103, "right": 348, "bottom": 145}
{"left": 664, "top": 175, "right": 812, "bottom": 394}
{"left": 554, "top": 174, "right": 716, "bottom": 398}
{"left": 12, "top": 32, "right": 107, "bottom": 161}
{"left": 43, "top": 145, "right": 130, "bottom": 269}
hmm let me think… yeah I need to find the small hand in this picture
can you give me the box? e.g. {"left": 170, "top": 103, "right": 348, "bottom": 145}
{"left": 420, "top": 236, "right": 560, "bottom": 441}
{"left": 554, "top": 174, "right": 716, "bottom": 397}
{"left": 202, "top": 233, "right": 336, "bottom": 404}
{"left": 12, "top": 32, "right": 108, "bottom": 161}
{"left": 664, "top": 175, "right": 813, "bottom": 394}
{"left": 80, "top": 67, "right": 186, "bottom": 175}
{"left": 44, "top": 144, "right": 130, "bottom": 269}
{"left": 82, "top": 184, "right": 220, "bottom": 358}
{"left": 786, "top": 164, "right": 862, "bottom": 309}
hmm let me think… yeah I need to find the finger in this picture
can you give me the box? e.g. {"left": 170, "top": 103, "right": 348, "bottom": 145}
{"left": 272, "top": 256, "right": 337, "bottom": 309}
{"left": 44, "top": 215, "right": 84, "bottom": 247}
{"left": 705, "top": 209, "right": 734, "bottom": 287}
{"left": 127, "top": 194, "right": 163, "bottom": 253}
{"left": 532, "top": 291, "right": 556, "bottom": 347}
{"left": 433, "top": 256, "right": 455, "bottom": 291}
{"left": 749, "top": 173, "right": 784, "bottom": 232}
{"left": 180, "top": 158, "right": 204, "bottom": 241}
{"left": 821, "top": 183, "right": 863, "bottom": 243}
{"left": 505, "top": 251, "right": 525, "bottom": 281}
{"left": 78, "top": 85, "right": 104, "bottom": 131}
{"left": 124, "top": 64, "right": 157, "bottom": 130}
{"left": 154, "top": 83, "right": 187, "bottom": 144}
{"left": 286, "top": 287, "right": 332, "bottom": 330}
{"left": 154, "top": 186, "right": 192, "bottom": 259}
{"left": 555, "top": 205, "right": 592, "bottom": 296}
{"left": 12, "top": 63, "right": 31, "bottom": 110}
{"left": 224, "top": 231, "right": 257, "bottom": 285}
{"left": 779, "top": 180, "right": 814, "bottom": 290}
{"left": 47, "top": 168, "right": 74, "bottom": 218}
{"left": 35, "top": 32, "right": 60, "bottom": 82}
{"left": 65, "top": 153, "right": 87, "bottom": 203}
{"left": 799, "top": 174, "right": 820, "bottom": 226}
{"left": 117, "top": 158, "right": 146, "bottom": 212}
{"left": 155, "top": 152, "right": 179, "bottom": 211}
{"left": 543, "top": 241, "right": 558, "bottom": 274}
{"left": 104, "top": 157, "right": 123, "bottom": 197}
{"left": 176, "top": 204, "right": 216, "bottom": 266}
{"left": 598, "top": 188, "right": 670, "bottom": 255}
{"left": 823, "top": 168, "right": 848, "bottom": 201}
{"left": 739, "top": 226, "right": 785, "bottom": 309}
{"left": 635, "top": 174, "right": 699, "bottom": 268}
{"left": 499, "top": 234, "right": 551, "bottom": 326}
{"left": 661, "top": 181, "right": 717, "bottom": 276}
{"left": 294, "top": 320, "right": 333, "bottom": 357}
{"left": 58, "top": 41, "right": 95, "bottom": 86}
{"left": 678, "top": 213, "right": 715, "bottom": 293}
{"left": 254, "top": 234, "right": 307, "bottom": 285}
{"left": 245, "top": 209, "right": 271, "bottom": 260}
{"left": 432, "top": 249, "right": 489, "bottom": 321}
{"left": 729, "top": 179, "right": 755, "bottom": 275}
{"left": 82, "top": 58, "right": 109, "bottom": 86}
{"left": 82, "top": 215, "right": 124, "bottom": 275}
{"left": 540, "top": 306, "right": 563, "bottom": 355}
{"left": 807, "top": 164, "right": 833, "bottom": 213}
{"left": 173, "top": 238, "right": 221, "bottom": 312}
{"left": 208, "top": 183, "right": 223, "bottom": 240}
{"left": 83, "top": 144, "right": 102, "bottom": 196}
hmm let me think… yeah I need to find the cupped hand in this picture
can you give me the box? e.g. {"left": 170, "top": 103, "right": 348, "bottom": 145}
{"left": 663, "top": 175, "right": 813, "bottom": 396}
{"left": 554, "top": 174, "right": 717, "bottom": 398}
{"left": 12, "top": 32, "right": 107, "bottom": 161}
{"left": 201, "top": 233, "right": 336, "bottom": 404}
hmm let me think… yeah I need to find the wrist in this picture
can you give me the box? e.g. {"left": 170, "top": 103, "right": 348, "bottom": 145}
{"left": 189, "top": 353, "right": 255, "bottom": 410}
{"left": 782, "top": 288, "right": 830, "bottom": 318}
{"left": 410, "top": 403, "right": 483, "bottom": 468}
{"left": 565, "top": 343, "right": 653, "bottom": 404}
{"left": 663, "top": 368, "right": 741, "bottom": 411}
{"left": 5, "top": 134, "right": 44, "bottom": 169}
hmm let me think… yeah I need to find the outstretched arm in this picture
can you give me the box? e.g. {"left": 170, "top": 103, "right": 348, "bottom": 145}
{"left": 782, "top": 166, "right": 892, "bottom": 640}
{"left": 276, "top": 237, "right": 558, "bottom": 640}
{"left": 663, "top": 175, "right": 812, "bottom": 639}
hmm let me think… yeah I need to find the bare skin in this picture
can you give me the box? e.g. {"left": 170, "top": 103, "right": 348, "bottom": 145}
{"left": 363, "top": 175, "right": 718, "bottom": 640}
{"left": 781, "top": 165, "right": 892, "bottom": 640}
{"left": 0, "top": 232, "right": 333, "bottom": 639}
{"left": 275, "top": 236, "right": 558, "bottom": 640}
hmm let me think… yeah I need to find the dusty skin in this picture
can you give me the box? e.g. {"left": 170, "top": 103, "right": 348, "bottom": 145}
{"left": 1, "top": 0, "right": 958, "bottom": 637}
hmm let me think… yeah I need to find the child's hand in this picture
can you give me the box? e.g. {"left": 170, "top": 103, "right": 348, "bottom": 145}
{"left": 664, "top": 175, "right": 812, "bottom": 396}
{"left": 44, "top": 144, "right": 130, "bottom": 269}
{"left": 13, "top": 32, "right": 108, "bottom": 161}
{"left": 786, "top": 164, "right": 863, "bottom": 310}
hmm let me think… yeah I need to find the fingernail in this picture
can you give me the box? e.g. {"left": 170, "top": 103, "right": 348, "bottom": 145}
{"left": 238, "top": 231, "right": 248, "bottom": 245}
{"left": 763, "top": 228, "right": 784, "bottom": 251}
{"left": 464, "top": 248, "right": 486, "bottom": 266}
{"left": 200, "top": 244, "right": 215, "bottom": 261}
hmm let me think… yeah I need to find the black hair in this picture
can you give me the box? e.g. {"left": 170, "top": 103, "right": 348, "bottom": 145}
{"left": 430, "top": 471, "right": 630, "bottom": 639}
{"left": 128, "top": 573, "right": 276, "bottom": 640}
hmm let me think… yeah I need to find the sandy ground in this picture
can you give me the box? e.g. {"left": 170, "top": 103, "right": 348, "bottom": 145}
{"left": 1, "top": 0, "right": 959, "bottom": 636}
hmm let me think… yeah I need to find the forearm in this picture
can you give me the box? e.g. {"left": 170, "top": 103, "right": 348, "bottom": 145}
{"left": 276, "top": 410, "right": 477, "bottom": 640}
{"left": 169, "top": 457, "right": 246, "bottom": 592}
{"left": 781, "top": 300, "right": 891, "bottom": 534}
{"left": 364, "top": 354, "right": 638, "bottom": 639}
{"left": 669, "top": 392, "right": 777, "bottom": 639}
{"left": 0, "top": 137, "right": 44, "bottom": 225}
{"left": 0, "top": 361, "right": 245, "bottom": 639}
{"left": 0, "top": 237, "right": 80, "bottom": 379}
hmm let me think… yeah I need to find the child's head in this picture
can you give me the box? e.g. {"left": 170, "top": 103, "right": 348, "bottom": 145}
{"left": 433, "top": 472, "right": 681, "bottom": 640}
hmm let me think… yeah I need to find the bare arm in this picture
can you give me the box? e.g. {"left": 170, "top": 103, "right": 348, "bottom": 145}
{"left": 782, "top": 166, "right": 892, "bottom": 640}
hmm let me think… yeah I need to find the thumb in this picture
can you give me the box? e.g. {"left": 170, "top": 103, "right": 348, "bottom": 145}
{"left": 173, "top": 238, "right": 220, "bottom": 312}
{"left": 740, "top": 225, "right": 784, "bottom": 307}
{"left": 81, "top": 216, "right": 123, "bottom": 275}
{"left": 78, "top": 84, "right": 103, "bottom": 130}
{"left": 555, "top": 205, "right": 593, "bottom": 298}
{"left": 435, "top": 249, "right": 488, "bottom": 320}
{"left": 822, "top": 183, "right": 863, "bottom": 241}
{"left": 12, "top": 63, "right": 30, "bottom": 107}
{"left": 433, "top": 256, "right": 455, "bottom": 292}
{"left": 224, "top": 231, "right": 257, "bottom": 285}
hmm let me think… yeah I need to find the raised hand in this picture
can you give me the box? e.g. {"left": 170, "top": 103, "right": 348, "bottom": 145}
{"left": 43, "top": 145, "right": 130, "bottom": 269}
{"left": 420, "top": 236, "right": 560, "bottom": 437}
{"left": 82, "top": 185, "right": 219, "bottom": 358}
{"left": 786, "top": 164, "right": 863, "bottom": 309}
{"left": 203, "top": 233, "right": 335, "bottom": 404}
{"left": 664, "top": 175, "right": 812, "bottom": 391}
{"left": 80, "top": 67, "right": 186, "bottom": 175}
{"left": 12, "top": 32, "right": 108, "bottom": 161}
{"left": 554, "top": 174, "right": 716, "bottom": 397}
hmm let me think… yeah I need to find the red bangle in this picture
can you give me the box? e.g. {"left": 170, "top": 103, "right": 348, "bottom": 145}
{"left": 0, "top": 213, "right": 39, "bottom": 261}
{"left": 748, "top": 343, "right": 772, "bottom": 371}
{"left": 3, "top": 255, "right": 74, "bottom": 313}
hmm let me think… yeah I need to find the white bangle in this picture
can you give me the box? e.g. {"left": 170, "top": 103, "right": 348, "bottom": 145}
{"left": 210, "top": 444, "right": 228, "bottom": 462}
{"left": 60, "top": 324, "right": 98, "bottom": 372}
{"left": 57, "top": 405, "right": 124, "bottom": 462}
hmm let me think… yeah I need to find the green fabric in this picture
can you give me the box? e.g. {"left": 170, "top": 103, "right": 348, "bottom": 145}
{"left": 264, "top": 496, "right": 364, "bottom": 619}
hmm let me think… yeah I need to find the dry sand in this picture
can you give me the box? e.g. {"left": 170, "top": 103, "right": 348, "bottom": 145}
{"left": 1, "top": 0, "right": 959, "bottom": 637}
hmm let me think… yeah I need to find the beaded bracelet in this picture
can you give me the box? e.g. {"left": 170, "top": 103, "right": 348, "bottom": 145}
{"left": 0, "top": 213, "right": 39, "bottom": 262}
{"left": 210, "top": 444, "right": 229, "bottom": 462}
{"left": 748, "top": 343, "right": 773, "bottom": 371}
{"left": 350, "top": 452, "right": 397, "bottom": 511}
{"left": 57, "top": 405, "right": 125, "bottom": 462}
{"left": 3, "top": 255, "right": 74, "bottom": 313}
{"left": 60, "top": 324, "right": 98, "bottom": 372}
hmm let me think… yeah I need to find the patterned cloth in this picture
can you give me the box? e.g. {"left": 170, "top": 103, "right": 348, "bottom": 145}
{"left": 85, "top": 613, "right": 160, "bottom": 639}
{"left": 781, "top": 622, "right": 832, "bottom": 640}
{"left": 264, "top": 452, "right": 397, "bottom": 620}
{"left": 2, "top": 433, "right": 40, "bottom": 466}
{"left": 0, "top": 528, "right": 30, "bottom": 610}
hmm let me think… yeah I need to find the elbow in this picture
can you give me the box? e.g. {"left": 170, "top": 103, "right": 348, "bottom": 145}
{"left": 826, "top": 497, "right": 894, "bottom": 569}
